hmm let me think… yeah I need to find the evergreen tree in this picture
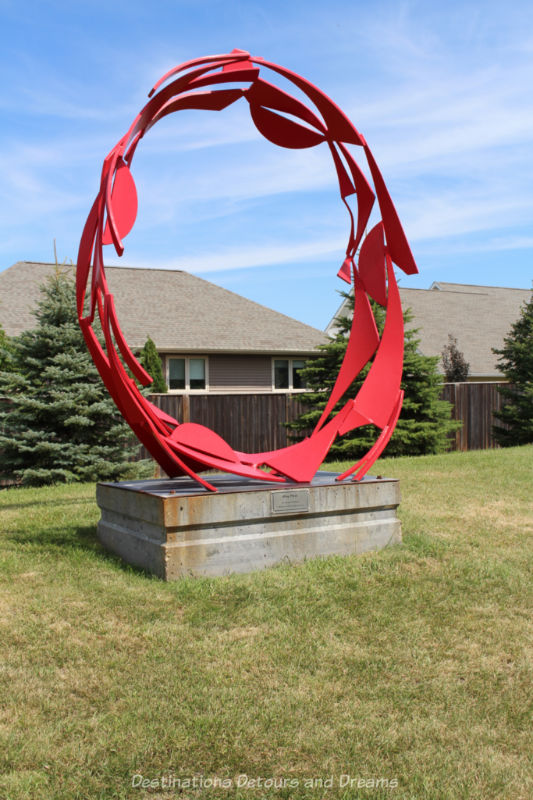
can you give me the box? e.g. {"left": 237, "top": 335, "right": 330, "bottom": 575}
{"left": 441, "top": 334, "right": 470, "bottom": 382}
{"left": 0, "top": 269, "right": 145, "bottom": 486}
{"left": 139, "top": 336, "right": 167, "bottom": 393}
{"left": 289, "top": 292, "right": 459, "bottom": 459}
{"left": 492, "top": 291, "right": 533, "bottom": 446}
{"left": 0, "top": 323, "right": 14, "bottom": 373}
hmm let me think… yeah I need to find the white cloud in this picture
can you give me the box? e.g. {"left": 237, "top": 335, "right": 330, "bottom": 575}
{"left": 108, "top": 233, "right": 345, "bottom": 273}
{"left": 417, "top": 233, "right": 533, "bottom": 257}
{"left": 1, "top": 0, "right": 533, "bottom": 287}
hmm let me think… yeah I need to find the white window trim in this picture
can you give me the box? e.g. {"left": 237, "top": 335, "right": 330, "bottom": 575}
{"left": 271, "top": 358, "right": 307, "bottom": 392}
{"left": 166, "top": 355, "right": 209, "bottom": 393}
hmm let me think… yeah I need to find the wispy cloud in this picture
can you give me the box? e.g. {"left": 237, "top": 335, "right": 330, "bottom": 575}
{"left": 417, "top": 233, "right": 533, "bottom": 257}
{"left": 1, "top": 0, "right": 532, "bottom": 314}
{"left": 108, "top": 233, "right": 346, "bottom": 273}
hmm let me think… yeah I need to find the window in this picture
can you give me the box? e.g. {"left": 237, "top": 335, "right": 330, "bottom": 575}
{"left": 168, "top": 358, "right": 186, "bottom": 390}
{"left": 167, "top": 357, "right": 207, "bottom": 391}
{"left": 292, "top": 359, "right": 306, "bottom": 389}
{"left": 274, "top": 359, "right": 290, "bottom": 389}
{"left": 273, "top": 358, "right": 307, "bottom": 391}
{"left": 189, "top": 358, "right": 206, "bottom": 390}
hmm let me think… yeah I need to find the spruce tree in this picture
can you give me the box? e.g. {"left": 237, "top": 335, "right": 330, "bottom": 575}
{"left": 139, "top": 336, "right": 167, "bottom": 393}
{"left": 0, "top": 323, "right": 14, "bottom": 373}
{"left": 289, "top": 292, "right": 459, "bottom": 459}
{"left": 0, "top": 269, "right": 145, "bottom": 486}
{"left": 492, "top": 291, "right": 533, "bottom": 446}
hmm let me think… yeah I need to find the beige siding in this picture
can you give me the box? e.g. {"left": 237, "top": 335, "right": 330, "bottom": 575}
{"left": 209, "top": 355, "right": 272, "bottom": 391}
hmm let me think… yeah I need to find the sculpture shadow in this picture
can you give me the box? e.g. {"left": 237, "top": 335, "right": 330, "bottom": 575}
{"left": 3, "top": 513, "right": 153, "bottom": 578}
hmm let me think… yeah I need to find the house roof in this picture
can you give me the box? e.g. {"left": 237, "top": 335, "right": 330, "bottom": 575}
{"left": 429, "top": 280, "right": 530, "bottom": 297}
{"left": 0, "top": 262, "right": 327, "bottom": 355}
{"left": 327, "top": 281, "right": 532, "bottom": 379}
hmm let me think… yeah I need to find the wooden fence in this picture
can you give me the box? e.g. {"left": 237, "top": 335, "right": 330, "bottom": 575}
{"left": 147, "top": 382, "right": 510, "bottom": 456}
{"left": 147, "top": 393, "right": 309, "bottom": 453}
{"left": 0, "top": 383, "right": 512, "bottom": 486}
{"left": 441, "top": 382, "right": 510, "bottom": 451}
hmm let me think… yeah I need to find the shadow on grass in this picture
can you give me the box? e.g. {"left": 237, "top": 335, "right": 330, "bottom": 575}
{"left": 3, "top": 522, "right": 157, "bottom": 579}
{"left": 0, "top": 496, "right": 94, "bottom": 512}
{"left": 2, "top": 523, "right": 101, "bottom": 550}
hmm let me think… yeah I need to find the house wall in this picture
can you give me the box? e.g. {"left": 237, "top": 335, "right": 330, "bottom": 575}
{"left": 209, "top": 355, "right": 272, "bottom": 392}
{"left": 160, "top": 353, "right": 313, "bottom": 393}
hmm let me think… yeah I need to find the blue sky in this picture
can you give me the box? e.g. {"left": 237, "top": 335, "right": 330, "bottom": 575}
{"left": 1, "top": 0, "right": 532, "bottom": 329}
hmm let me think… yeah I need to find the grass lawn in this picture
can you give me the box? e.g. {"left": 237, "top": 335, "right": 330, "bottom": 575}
{"left": 1, "top": 446, "right": 532, "bottom": 800}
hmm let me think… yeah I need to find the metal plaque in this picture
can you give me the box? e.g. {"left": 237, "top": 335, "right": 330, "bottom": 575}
{"left": 271, "top": 489, "right": 310, "bottom": 515}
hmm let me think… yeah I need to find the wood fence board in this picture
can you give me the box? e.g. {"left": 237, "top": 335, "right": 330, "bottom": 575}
{"left": 143, "top": 384, "right": 510, "bottom": 460}
{"left": 441, "top": 382, "right": 510, "bottom": 451}
{"left": 1, "top": 385, "right": 513, "bottom": 484}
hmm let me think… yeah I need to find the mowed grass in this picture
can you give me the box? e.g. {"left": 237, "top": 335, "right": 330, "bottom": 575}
{"left": 0, "top": 447, "right": 532, "bottom": 800}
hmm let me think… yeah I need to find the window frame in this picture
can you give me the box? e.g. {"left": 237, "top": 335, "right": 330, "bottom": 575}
{"left": 166, "top": 355, "right": 209, "bottom": 393}
{"left": 271, "top": 357, "right": 308, "bottom": 392}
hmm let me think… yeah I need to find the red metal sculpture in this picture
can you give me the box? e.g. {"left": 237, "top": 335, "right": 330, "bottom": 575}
{"left": 77, "top": 50, "right": 418, "bottom": 492}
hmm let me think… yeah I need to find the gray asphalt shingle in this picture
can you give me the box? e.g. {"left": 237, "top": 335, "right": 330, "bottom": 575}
{"left": 328, "top": 281, "right": 532, "bottom": 378}
{"left": 0, "top": 262, "right": 327, "bottom": 355}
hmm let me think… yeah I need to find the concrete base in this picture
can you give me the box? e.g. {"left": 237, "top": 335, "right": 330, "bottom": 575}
{"left": 96, "top": 472, "right": 401, "bottom": 580}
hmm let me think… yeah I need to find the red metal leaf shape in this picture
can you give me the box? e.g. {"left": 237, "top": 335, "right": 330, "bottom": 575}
{"left": 341, "top": 198, "right": 356, "bottom": 264}
{"left": 146, "top": 89, "right": 244, "bottom": 133}
{"left": 148, "top": 52, "right": 251, "bottom": 97}
{"left": 76, "top": 196, "right": 99, "bottom": 317}
{"left": 134, "top": 63, "right": 240, "bottom": 144}
{"left": 253, "top": 58, "right": 365, "bottom": 146}
{"left": 148, "top": 402, "right": 179, "bottom": 428}
{"left": 223, "top": 49, "right": 255, "bottom": 72}
{"left": 337, "top": 256, "right": 352, "bottom": 283}
{"left": 170, "top": 422, "right": 239, "bottom": 463}
{"left": 164, "top": 88, "right": 243, "bottom": 112}
{"left": 314, "top": 270, "right": 379, "bottom": 432}
{"left": 342, "top": 257, "right": 404, "bottom": 430}
{"left": 188, "top": 67, "right": 260, "bottom": 91}
{"left": 337, "top": 389, "right": 404, "bottom": 480}
{"left": 364, "top": 145, "right": 418, "bottom": 275}
{"left": 246, "top": 78, "right": 326, "bottom": 132}
{"left": 328, "top": 142, "right": 360, "bottom": 270}
{"left": 88, "top": 225, "right": 106, "bottom": 319}
{"left": 337, "top": 143, "right": 375, "bottom": 254}
{"left": 358, "top": 222, "right": 388, "bottom": 307}
{"left": 166, "top": 435, "right": 286, "bottom": 483}
{"left": 261, "top": 417, "right": 339, "bottom": 482}
{"left": 249, "top": 104, "right": 325, "bottom": 149}
{"left": 328, "top": 142, "right": 355, "bottom": 199}
{"left": 102, "top": 159, "right": 138, "bottom": 245}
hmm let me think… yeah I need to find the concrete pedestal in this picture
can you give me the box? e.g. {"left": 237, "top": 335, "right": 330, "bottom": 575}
{"left": 96, "top": 472, "right": 401, "bottom": 579}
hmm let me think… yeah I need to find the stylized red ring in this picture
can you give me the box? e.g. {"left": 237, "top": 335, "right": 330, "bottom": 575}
{"left": 77, "top": 50, "right": 417, "bottom": 492}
